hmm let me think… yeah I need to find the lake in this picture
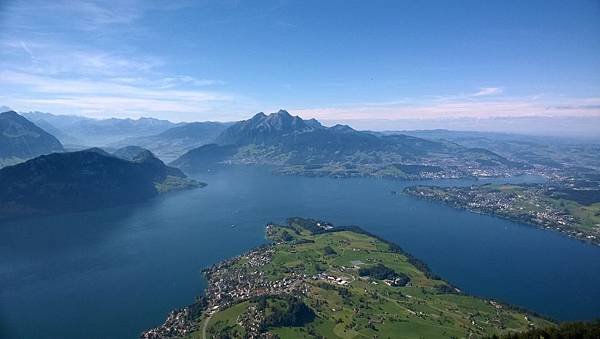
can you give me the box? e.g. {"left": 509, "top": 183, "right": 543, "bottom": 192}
{"left": 1, "top": 167, "right": 599, "bottom": 338}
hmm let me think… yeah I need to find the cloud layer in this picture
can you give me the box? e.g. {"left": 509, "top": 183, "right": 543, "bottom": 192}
{"left": 0, "top": 37, "right": 254, "bottom": 121}
{"left": 294, "top": 95, "right": 600, "bottom": 122}
{"left": 0, "top": 0, "right": 598, "bottom": 125}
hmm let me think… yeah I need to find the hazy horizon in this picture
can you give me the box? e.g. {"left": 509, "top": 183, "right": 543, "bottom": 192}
{"left": 4, "top": 105, "right": 598, "bottom": 139}
{"left": 1, "top": 0, "right": 599, "bottom": 134}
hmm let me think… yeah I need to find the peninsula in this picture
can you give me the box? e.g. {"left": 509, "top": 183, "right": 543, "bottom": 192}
{"left": 143, "top": 218, "right": 552, "bottom": 338}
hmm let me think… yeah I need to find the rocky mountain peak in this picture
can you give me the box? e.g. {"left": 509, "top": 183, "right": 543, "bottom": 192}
{"left": 216, "top": 110, "right": 323, "bottom": 145}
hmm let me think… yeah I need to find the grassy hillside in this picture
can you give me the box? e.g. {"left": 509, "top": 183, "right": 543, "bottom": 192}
{"left": 145, "top": 218, "right": 553, "bottom": 339}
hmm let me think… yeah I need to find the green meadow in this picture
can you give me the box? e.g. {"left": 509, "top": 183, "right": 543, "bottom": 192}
{"left": 189, "top": 219, "right": 553, "bottom": 338}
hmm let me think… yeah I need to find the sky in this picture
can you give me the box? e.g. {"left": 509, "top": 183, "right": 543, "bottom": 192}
{"left": 0, "top": 0, "right": 599, "bottom": 133}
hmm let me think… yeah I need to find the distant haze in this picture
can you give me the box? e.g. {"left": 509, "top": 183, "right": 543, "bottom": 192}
{"left": 1, "top": 1, "right": 599, "bottom": 124}
{"left": 323, "top": 116, "right": 600, "bottom": 140}
{"left": 6, "top": 108, "right": 599, "bottom": 141}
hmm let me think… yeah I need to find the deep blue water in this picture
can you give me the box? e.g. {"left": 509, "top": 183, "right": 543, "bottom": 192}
{"left": 1, "top": 167, "right": 599, "bottom": 339}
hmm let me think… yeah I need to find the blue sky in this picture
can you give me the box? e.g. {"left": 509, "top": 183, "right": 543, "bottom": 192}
{"left": 0, "top": 0, "right": 599, "bottom": 128}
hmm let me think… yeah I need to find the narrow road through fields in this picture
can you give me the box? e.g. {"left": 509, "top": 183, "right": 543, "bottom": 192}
{"left": 202, "top": 313, "right": 213, "bottom": 339}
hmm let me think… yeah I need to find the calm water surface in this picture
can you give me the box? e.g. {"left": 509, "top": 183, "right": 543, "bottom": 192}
{"left": 1, "top": 167, "right": 599, "bottom": 338}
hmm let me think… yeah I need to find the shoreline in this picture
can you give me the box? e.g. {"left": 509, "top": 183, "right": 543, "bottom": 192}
{"left": 141, "top": 218, "right": 554, "bottom": 338}
{"left": 403, "top": 188, "right": 600, "bottom": 247}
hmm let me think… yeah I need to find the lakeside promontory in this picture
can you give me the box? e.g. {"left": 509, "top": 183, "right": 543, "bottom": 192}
{"left": 0, "top": 147, "right": 203, "bottom": 220}
{"left": 143, "top": 218, "right": 553, "bottom": 338}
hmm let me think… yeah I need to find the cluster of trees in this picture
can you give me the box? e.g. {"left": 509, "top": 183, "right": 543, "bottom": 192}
{"left": 323, "top": 245, "right": 337, "bottom": 255}
{"left": 314, "top": 281, "right": 349, "bottom": 296}
{"left": 358, "top": 263, "right": 400, "bottom": 280}
{"left": 279, "top": 230, "right": 294, "bottom": 242}
{"left": 286, "top": 217, "right": 332, "bottom": 234}
{"left": 547, "top": 188, "right": 600, "bottom": 205}
{"left": 434, "top": 284, "right": 460, "bottom": 295}
{"left": 490, "top": 320, "right": 600, "bottom": 339}
{"left": 254, "top": 295, "right": 315, "bottom": 328}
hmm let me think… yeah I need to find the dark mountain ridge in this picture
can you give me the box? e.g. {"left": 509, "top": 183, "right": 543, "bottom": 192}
{"left": 112, "top": 146, "right": 186, "bottom": 178}
{"left": 0, "top": 148, "right": 199, "bottom": 220}
{"left": 0, "top": 110, "right": 63, "bottom": 161}
{"left": 112, "top": 145, "right": 150, "bottom": 161}
{"left": 22, "top": 111, "right": 181, "bottom": 146}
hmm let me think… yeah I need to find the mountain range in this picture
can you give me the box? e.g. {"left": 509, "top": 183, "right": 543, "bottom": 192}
{"left": 22, "top": 111, "right": 182, "bottom": 146}
{"left": 0, "top": 147, "right": 200, "bottom": 220}
{"left": 399, "top": 129, "right": 600, "bottom": 171}
{"left": 0, "top": 111, "right": 64, "bottom": 167}
{"left": 172, "top": 110, "right": 525, "bottom": 179}
{"left": 110, "top": 121, "right": 232, "bottom": 162}
{"left": 2, "top": 109, "right": 529, "bottom": 180}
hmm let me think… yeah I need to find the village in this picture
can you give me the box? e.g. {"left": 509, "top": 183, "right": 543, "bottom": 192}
{"left": 143, "top": 223, "right": 396, "bottom": 338}
{"left": 142, "top": 220, "right": 557, "bottom": 338}
{"left": 143, "top": 235, "right": 315, "bottom": 338}
{"left": 404, "top": 184, "right": 599, "bottom": 245}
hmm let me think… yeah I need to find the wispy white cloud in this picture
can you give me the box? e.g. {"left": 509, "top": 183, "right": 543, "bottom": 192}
{"left": 293, "top": 85, "right": 599, "bottom": 123}
{"left": 0, "top": 40, "right": 162, "bottom": 77}
{"left": 1, "top": 0, "right": 149, "bottom": 32}
{"left": 68, "top": 0, "right": 142, "bottom": 26}
{"left": 0, "top": 37, "right": 252, "bottom": 121}
{"left": 0, "top": 1, "right": 595, "bottom": 126}
{"left": 0, "top": 33, "right": 249, "bottom": 121}
{"left": 0, "top": 71, "right": 228, "bottom": 99}
{"left": 472, "top": 87, "right": 503, "bottom": 97}
{"left": 19, "top": 41, "right": 35, "bottom": 62}
{"left": 294, "top": 94, "right": 600, "bottom": 123}
{"left": 152, "top": 76, "right": 225, "bottom": 89}
{"left": 0, "top": 70, "right": 253, "bottom": 120}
